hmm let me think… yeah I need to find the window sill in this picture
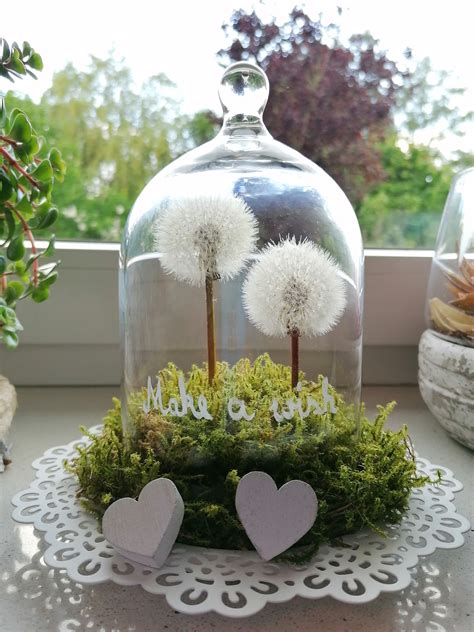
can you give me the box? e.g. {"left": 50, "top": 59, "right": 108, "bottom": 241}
{"left": 2, "top": 384, "right": 471, "bottom": 631}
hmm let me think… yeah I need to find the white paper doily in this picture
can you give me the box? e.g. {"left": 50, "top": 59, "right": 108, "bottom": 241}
{"left": 11, "top": 426, "right": 470, "bottom": 618}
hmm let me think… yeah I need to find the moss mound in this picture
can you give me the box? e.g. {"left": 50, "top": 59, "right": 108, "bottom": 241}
{"left": 66, "top": 354, "right": 432, "bottom": 562}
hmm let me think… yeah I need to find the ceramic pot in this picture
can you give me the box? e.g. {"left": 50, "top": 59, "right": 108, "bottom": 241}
{"left": 419, "top": 330, "right": 474, "bottom": 450}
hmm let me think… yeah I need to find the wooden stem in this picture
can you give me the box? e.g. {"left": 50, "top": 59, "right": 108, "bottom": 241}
{"left": 0, "top": 146, "right": 40, "bottom": 189}
{"left": 205, "top": 275, "right": 216, "bottom": 385}
{"left": 291, "top": 330, "right": 299, "bottom": 389}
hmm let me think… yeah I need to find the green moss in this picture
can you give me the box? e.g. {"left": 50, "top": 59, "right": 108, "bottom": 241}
{"left": 66, "top": 354, "right": 434, "bottom": 563}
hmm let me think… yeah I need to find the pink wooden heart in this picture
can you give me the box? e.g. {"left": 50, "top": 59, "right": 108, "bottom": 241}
{"left": 102, "top": 478, "right": 184, "bottom": 568}
{"left": 235, "top": 471, "right": 318, "bottom": 561}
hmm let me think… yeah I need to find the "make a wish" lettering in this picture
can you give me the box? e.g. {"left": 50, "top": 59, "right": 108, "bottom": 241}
{"left": 142, "top": 375, "right": 337, "bottom": 422}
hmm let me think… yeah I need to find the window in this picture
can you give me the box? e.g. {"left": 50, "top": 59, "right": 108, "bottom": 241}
{"left": 2, "top": 3, "right": 471, "bottom": 383}
{"left": 2, "top": 2, "right": 471, "bottom": 248}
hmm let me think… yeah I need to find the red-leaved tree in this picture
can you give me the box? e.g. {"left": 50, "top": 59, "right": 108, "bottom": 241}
{"left": 219, "top": 9, "right": 407, "bottom": 205}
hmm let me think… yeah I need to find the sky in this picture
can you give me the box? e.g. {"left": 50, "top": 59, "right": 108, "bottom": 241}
{"left": 2, "top": 0, "right": 473, "bottom": 152}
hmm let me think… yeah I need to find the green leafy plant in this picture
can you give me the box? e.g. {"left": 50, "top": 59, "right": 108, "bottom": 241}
{"left": 0, "top": 39, "right": 65, "bottom": 348}
{"left": 67, "top": 354, "right": 436, "bottom": 562}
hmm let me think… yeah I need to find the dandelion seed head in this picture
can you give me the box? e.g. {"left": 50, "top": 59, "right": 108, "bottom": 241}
{"left": 154, "top": 193, "right": 259, "bottom": 286}
{"left": 243, "top": 237, "right": 347, "bottom": 338}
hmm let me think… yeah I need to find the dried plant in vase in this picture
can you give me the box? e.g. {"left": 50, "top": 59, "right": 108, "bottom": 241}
{"left": 430, "top": 256, "right": 474, "bottom": 344}
{"left": 243, "top": 237, "right": 346, "bottom": 388}
{"left": 154, "top": 193, "right": 258, "bottom": 383}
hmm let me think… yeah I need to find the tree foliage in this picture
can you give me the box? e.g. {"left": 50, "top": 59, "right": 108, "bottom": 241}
{"left": 11, "top": 57, "right": 178, "bottom": 240}
{"left": 358, "top": 136, "right": 453, "bottom": 247}
{"left": 218, "top": 8, "right": 471, "bottom": 246}
{"left": 219, "top": 8, "right": 406, "bottom": 204}
{"left": 1, "top": 39, "right": 65, "bottom": 348}
{"left": 395, "top": 55, "right": 473, "bottom": 146}
{"left": 6, "top": 55, "right": 217, "bottom": 240}
{"left": 4, "top": 11, "right": 469, "bottom": 250}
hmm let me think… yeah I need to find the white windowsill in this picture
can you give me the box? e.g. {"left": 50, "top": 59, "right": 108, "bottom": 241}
{"left": 2, "top": 384, "right": 471, "bottom": 631}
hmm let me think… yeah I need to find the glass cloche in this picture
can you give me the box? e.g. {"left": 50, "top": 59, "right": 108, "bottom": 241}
{"left": 426, "top": 167, "right": 474, "bottom": 347}
{"left": 119, "top": 62, "right": 364, "bottom": 433}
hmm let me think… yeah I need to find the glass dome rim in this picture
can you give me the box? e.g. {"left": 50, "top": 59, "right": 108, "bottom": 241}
{"left": 451, "top": 166, "right": 474, "bottom": 182}
{"left": 433, "top": 167, "right": 474, "bottom": 257}
{"left": 123, "top": 149, "right": 362, "bottom": 255}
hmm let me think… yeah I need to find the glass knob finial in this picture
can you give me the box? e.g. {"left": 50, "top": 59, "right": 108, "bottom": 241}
{"left": 218, "top": 62, "right": 269, "bottom": 122}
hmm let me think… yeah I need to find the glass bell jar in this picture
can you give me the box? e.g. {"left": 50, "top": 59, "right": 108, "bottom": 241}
{"left": 426, "top": 167, "right": 474, "bottom": 347}
{"left": 120, "top": 62, "right": 364, "bottom": 432}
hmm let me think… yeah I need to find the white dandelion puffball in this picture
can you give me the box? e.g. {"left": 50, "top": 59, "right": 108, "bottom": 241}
{"left": 154, "top": 193, "right": 259, "bottom": 286}
{"left": 243, "top": 238, "right": 347, "bottom": 338}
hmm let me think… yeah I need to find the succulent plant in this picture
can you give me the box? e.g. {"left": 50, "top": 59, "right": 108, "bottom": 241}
{"left": 430, "top": 256, "right": 474, "bottom": 343}
{"left": 0, "top": 39, "right": 66, "bottom": 349}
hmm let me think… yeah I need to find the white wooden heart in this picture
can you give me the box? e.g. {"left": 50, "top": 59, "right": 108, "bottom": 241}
{"left": 235, "top": 471, "right": 318, "bottom": 561}
{"left": 102, "top": 478, "right": 184, "bottom": 568}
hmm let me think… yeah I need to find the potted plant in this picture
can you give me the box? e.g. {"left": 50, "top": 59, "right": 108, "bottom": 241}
{"left": 419, "top": 168, "right": 474, "bottom": 450}
{"left": 0, "top": 39, "right": 65, "bottom": 470}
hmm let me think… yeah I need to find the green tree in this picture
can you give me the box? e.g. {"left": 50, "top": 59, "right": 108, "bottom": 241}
{"left": 357, "top": 136, "right": 453, "bottom": 247}
{"left": 6, "top": 55, "right": 191, "bottom": 240}
{"left": 395, "top": 55, "right": 473, "bottom": 147}
{"left": 6, "top": 34, "right": 469, "bottom": 249}
{"left": 219, "top": 8, "right": 470, "bottom": 247}
{"left": 186, "top": 109, "right": 220, "bottom": 147}
{"left": 357, "top": 54, "right": 471, "bottom": 247}
{"left": 219, "top": 9, "right": 404, "bottom": 205}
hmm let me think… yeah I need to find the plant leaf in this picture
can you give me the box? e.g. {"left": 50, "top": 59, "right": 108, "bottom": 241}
{"left": 9, "top": 111, "right": 32, "bottom": 142}
{"left": 6, "top": 236, "right": 26, "bottom": 261}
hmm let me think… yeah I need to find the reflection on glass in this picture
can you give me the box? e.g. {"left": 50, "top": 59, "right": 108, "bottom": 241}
{"left": 120, "top": 62, "right": 364, "bottom": 432}
{"left": 426, "top": 168, "right": 474, "bottom": 347}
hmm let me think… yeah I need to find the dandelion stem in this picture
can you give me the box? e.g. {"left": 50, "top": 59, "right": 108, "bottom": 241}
{"left": 291, "top": 329, "right": 299, "bottom": 389}
{"left": 205, "top": 275, "right": 216, "bottom": 384}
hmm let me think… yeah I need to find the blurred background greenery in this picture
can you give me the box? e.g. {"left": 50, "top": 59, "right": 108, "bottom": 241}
{"left": 3, "top": 5, "right": 472, "bottom": 248}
